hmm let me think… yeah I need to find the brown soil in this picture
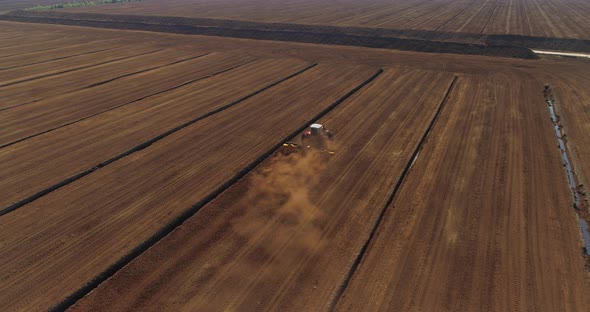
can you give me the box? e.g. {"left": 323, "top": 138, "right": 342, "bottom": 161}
{"left": 54, "top": 0, "right": 590, "bottom": 40}
{"left": 0, "top": 20, "right": 589, "bottom": 311}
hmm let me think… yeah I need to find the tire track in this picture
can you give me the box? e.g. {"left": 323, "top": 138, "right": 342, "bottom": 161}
{"left": 0, "top": 63, "right": 316, "bottom": 217}
{"left": 329, "top": 75, "right": 459, "bottom": 310}
{"left": 48, "top": 67, "right": 382, "bottom": 312}
{"left": 481, "top": 0, "right": 501, "bottom": 33}
{"left": 0, "top": 48, "right": 164, "bottom": 88}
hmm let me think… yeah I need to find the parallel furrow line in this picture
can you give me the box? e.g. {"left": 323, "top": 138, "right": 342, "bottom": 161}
{"left": 329, "top": 75, "right": 459, "bottom": 310}
{"left": 48, "top": 66, "right": 382, "bottom": 312}
{"left": 0, "top": 62, "right": 316, "bottom": 217}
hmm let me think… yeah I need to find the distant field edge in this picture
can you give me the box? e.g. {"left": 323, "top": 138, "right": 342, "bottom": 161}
{"left": 0, "top": 11, "right": 541, "bottom": 60}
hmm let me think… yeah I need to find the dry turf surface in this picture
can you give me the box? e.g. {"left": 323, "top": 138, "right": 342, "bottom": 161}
{"left": 1, "top": 21, "right": 590, "bottom": 311}
{"left": 60, "top": 0, "right": 590, "bottom": 39}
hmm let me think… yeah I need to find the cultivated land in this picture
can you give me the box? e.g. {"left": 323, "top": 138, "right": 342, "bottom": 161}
{"left": 1, "top": 13, "right": 590, "bottom": 312}
{"left": 58, "top": 0, "right": 590, "bottom": 39}
{"left": 335, "top": 73, "right": 590, "bottom": 311}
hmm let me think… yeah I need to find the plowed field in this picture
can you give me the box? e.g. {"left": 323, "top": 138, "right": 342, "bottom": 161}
{"left": 1, "top": 19, "right": 589, "bottom": 312}
{"left": 335, "top": 73, "right": 590, "bottom": 311}
{"left": 60, "top": 0, "right": 590, "bottom": 39}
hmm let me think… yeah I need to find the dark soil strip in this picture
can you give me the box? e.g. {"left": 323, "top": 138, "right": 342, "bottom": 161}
{"left": 0, "top": 51, "right": 210, "bottom": 112}
{"left": 0, "top": 62, "right": 315, "bottom": 217}
{"left": 329, "top": 76, "right": 459, "bottom": 310}
{"left": 0, "top": 48, "right": 163, "bottom": 88}
{"left": 487, "top": 35, "right": 590, "bottom": 53}
{"left": 48, "top": 67, "right": 383, "bottom": 312}
{"left": 0, "top": 12, "right": 537, "bottom": 59}
{"left": 0, "top": 46, "right": 114, "bottom": 71}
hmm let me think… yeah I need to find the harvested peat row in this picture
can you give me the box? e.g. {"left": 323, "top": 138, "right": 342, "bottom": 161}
{"left": 330, "top": 75, "right": 459, "bottom": 309}
{"left": 0, "top": 53, "right": 224, "bottom": 147}
{"left": 0, "top": 46, "right": 115, "bottom": 71}
{"left": 0, "top": 62, "right": 316, "bottom": 217}
{"left": 50, "top": 68, "right": 383, "bottom": 312}
{"left": 0, "top": 48, "right": 164, "bottom": 87}
{"left": 0, "top": 52, "right": 254, "bottom": 142}
{"left": 0, "top": 52, "right": 211, "bottom": 114}
{"left": 543, "top": 87, "right": 590, "bottom": 256}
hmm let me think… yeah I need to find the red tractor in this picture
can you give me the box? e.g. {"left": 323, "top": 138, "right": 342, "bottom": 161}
{"left": 282, "top": 123, "right": 335, "bottom": 155}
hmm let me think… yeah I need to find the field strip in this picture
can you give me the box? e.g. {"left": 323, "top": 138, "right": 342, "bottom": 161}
{"left": 0, "top": 47, "right": 163, "bottom": 87}
{"left": 330, "top": 75, "right": 458, "bottom": 308}
{"left": 0, "top": 64, "right": 378, "bottom": 311}
{"left": 0, "top": 36, "right": 92, "bottom": 56}
{"left": 65, "top": 68, "right": 456, "bottom": 311}
{"left": 0, "top": 59, "right": 311, "bottom": 214}
{"left": 0, "top": 41, "right": 101, "bottom": 60}
{"left": 0, "top": 53, "right": 255, "bottom": 145}
{"left": 0, "top": 46, "right": 116, "bottom": 71}
{"left": 0, "top": 55, "right": 248, "bottom": 148}
{"left": 0, "top": 39, "right": 119, "bottom": 66}
{"left": 0, "top": 36, "right": 70, "bottom": 51}
{"left": 334, "top": 73, "right": 590, "bottom": 311}
{"left": 0, "top": 50, "right": 210, "bottom": 111}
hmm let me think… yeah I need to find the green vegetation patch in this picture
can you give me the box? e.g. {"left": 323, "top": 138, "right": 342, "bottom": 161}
{"left": 26, "top": 0, "right": 143, "bottom": 11}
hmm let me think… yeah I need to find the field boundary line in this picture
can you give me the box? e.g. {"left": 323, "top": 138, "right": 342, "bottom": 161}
{"left": 0, "top": 48, "right": 164, "bottom": 88}
{"left": 0, "top": 51, "right": 211, "bottom": 112}
{"left": 329, "top": 75, "right": 459, "bottom": 310}
{"left": 47, "top": 67, "right": 383, "bottom": 312}
{"left": 0, "top": 46, "right": 115, "bottom": 71}
{"left": 0, "top": 62, "right": 316, "bottom": 217}
{"left": 0, "top": 54, "right": 250, "bottom": 148}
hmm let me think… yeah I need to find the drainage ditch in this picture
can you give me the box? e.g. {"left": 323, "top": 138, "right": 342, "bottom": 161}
{"left": 543, "top": 86, "right": 590, "bottom": 256}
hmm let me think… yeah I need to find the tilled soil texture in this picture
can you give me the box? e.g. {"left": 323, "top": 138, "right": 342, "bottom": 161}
{"left": 0, "top": 57, "right": 308, "bottom": 213}
{"left": 69, "top": 67, "right": 455, "bottom": 311}
{"left": 334, "top": 73, "right": 590, "bottom": 311}
{"left": 0, "top": 11, "right": 539, "bottom": 59}
{"left": 0, "top": 46, "right": 208, "bottom": 110}
{"left": 1, "top": 20, "right": 590, "bottom": 312}
{"left": 54, "top": 0, "right": 590, "bottom": 39}
{"left": 0, "top": 64, "right": 378, "bottom": 311}
{"left": 0, "top": 52, "right": 256, "bottom": 145}
{"left": 0, "top": 44, "right": 164, "bottom": 87}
